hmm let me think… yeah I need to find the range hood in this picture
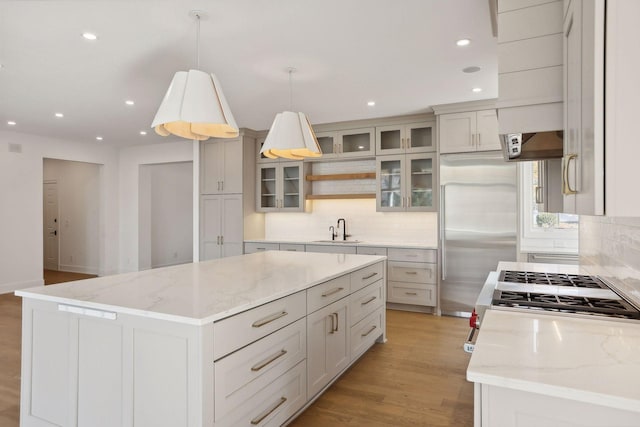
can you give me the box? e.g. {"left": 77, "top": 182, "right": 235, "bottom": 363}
{"left": 500, "top": 131, "right": 563, "bottom": 162}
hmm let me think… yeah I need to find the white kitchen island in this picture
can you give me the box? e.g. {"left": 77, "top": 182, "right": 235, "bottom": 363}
{"left": 16, "top": 251, "right": 386, "bottom": 427}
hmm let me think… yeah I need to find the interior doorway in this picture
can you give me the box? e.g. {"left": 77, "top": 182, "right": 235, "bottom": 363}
{"left": 42, "top": 159, "right": 101, "bottom": 276}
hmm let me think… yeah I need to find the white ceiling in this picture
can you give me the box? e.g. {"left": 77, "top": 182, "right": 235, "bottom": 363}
{"left": 0, "top": 0, "right": 497, "bottom": 147}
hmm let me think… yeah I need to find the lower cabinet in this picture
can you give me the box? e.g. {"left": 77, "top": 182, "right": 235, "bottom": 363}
{"left": 387, "top": 248, "right": 437, "bottom": 307}
{"left": 201, "top": 194, "right": 244, "bottom": 261}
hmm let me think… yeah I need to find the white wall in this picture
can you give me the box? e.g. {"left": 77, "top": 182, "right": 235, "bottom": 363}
{"left": 0, "top": 130, "right": 119, "bottom": 293}
{"left": 138, "top": 162, "right": 193, "bottom": 269}
{"left": 265, "top": 199, "right": 438, "bottom": 246}
{"left": 119, "top": 141, "right": 194, "bottom": 272}
{"left": 43, "top": 159, "right": 101, "bottom": 274}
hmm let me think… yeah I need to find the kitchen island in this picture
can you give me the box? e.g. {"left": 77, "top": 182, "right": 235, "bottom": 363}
{"left": 467, "top": 262, "right": 640, "bottom": 427}
{"left": 16, "top": 251, "right": 386, "bottom": 427}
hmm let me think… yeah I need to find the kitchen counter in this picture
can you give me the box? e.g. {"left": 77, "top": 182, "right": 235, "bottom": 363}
{"left": 467, "top": 309, "right": 640, "bottom": 413}
{"left": 244, "top": 238, "right": 438, "bottom": 250}
{"left": 16, "top": 251, "right": 385, "bottom": 325}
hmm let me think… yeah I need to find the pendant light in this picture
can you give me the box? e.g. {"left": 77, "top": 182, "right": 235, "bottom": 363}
{"left": 260, "top": 68, "right": 322, "bottom": 159}
{"left": 151, "top": 11, "right": 238, "bottom": 140}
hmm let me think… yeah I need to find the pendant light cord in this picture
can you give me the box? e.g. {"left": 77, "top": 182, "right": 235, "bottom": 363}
{"left": 195, "top": 13, "right": 201, "bottom": 69}
{"left": 288, "top": 67, "right": 295, "bottom": 111}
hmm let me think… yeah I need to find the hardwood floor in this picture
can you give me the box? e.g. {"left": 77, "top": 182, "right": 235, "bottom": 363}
{"left": 1, "top": 274, "right": 473, "bottom": 427}
{"left": 43, "top": 269, "right": 97, "bottom": 285}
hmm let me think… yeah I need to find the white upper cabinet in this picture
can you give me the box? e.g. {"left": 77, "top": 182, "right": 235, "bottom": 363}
{"left": 257, "top": 162, "right": 308, "bottom": 212}
{"left": 376, "top": 153, "right": 437, "bottom": 212}
{"left": 439, "top": 110, "right": 501, "bottom": 154}
{"left": 201, "top": 138, "right": 243, "bottom": 194}
{"left": 313, "top": 128, "right": 374, "bottom": 159}
{"left": 375, "top": 122, "right": 436, "bottom": 155}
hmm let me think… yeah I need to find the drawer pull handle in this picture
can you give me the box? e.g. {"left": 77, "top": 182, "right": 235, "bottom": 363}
{"left": 361, "top": 325, "right": 377, "bottom": 337}
{"left": 405, "top": 292, "right": 418, "bottom": 296}
{"left": 256, "top": 247, "right": 266, "bottom": 251}
{"left": 321, "top": 287, "right": 344, "bottom": 297}
{"left": 405, "top": 271, "right": 418, "bottom": 275}
{"left": 252, "top": 311, "right": 288, "bottom": 328}
{"left": 250, "top": 396, "right": 287, "bottom": 425}
{"left": 406, "top": 254, "right": 418, "bottom": 257}
{"left": 361, "top": 296, "right": 377, "bottom": 306}
{"left": 329, "top": 312, "right": 339, "bottom": 333}
{"left": 251, "top": 349, "right": 288, "bottom": 372}
{"left": 362, "top": 272, "right": 378, "bottom": 280}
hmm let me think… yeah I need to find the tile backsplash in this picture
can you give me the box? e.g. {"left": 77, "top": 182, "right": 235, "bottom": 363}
{"left": 580, "top": 216, "right": 640, "bottom": 305}
{"left": 265, "top": 199, "right": 438, "bottom": 246}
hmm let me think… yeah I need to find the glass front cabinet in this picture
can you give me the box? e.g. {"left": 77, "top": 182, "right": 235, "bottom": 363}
{"left": 376, "top": 153, "right": 437, "bottom": 212}
{"left": 375, "top": 122, "right": 436, "bottom": 155}
{"left": 314, "top": 128, "right": 375, "bottom": 159}
{"left": 257, "top": 162, "right": 307, "bottom": 212}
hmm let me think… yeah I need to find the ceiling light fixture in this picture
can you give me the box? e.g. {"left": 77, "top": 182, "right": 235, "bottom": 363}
{"left": 95, "top": 136, "right": 103, "bottom": 141}
{"left": 55, "top": 113, "right": 64, "bottom": 118}
{"left": 456, "top": 39, "right": 471, "bottom": 47}
{"left": 260, "top": 67, "right": 321, "bottom": 160}
{"left": 472, "top": 87, "right": 483, "bottom": 93}
{"left": 125, "top": 100, "right": 135, "bottom": 106}
{"left": 151, "top": 10, "right": 238, "bottom": 141}
{"left": 7, "top": 121, "right": 16, "bottom": 126}
{"left": 140, "top": 131, "right": 147, "bottom": 135}
{"left": 367, "top": 101, "right": 376, "bottom": 107}
{"left": 82, "top": 32, "right": 98, "bottom": 41}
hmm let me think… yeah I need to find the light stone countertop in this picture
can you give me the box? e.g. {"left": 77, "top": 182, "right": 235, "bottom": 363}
{"left": 467, "top": 306, "right": 640, "bottom": 413}
{"left": 16, "top": 251, "right": 385, "bottom": 325}
{"left": 244, "top": 239, "right": 438, "bottom": 250}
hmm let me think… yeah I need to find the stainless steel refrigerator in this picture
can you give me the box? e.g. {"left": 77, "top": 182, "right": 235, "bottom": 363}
{"left": 439, "top": 151, "right": 517, "bottom": 317}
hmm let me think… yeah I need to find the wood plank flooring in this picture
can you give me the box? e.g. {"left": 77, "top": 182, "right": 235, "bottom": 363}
{"left": 0, "top": 272, "right": 474, "bottom": 427}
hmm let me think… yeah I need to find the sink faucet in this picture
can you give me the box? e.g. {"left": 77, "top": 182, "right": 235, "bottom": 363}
{"left": 329, "top": 225, "right": 337, "bottom": 241}
{"left": 336, "top": 218, "right": 350, "bottom": 241}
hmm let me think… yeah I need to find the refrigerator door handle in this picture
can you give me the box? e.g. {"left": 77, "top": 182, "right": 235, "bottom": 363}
{"left": 440, "top": 184, "right": 446, "bottom": 281}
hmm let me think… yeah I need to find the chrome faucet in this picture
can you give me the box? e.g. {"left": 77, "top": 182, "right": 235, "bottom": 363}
{"left": 329, "top": 225, "right": 337, "bottom": 241}
{"left": 337, "top": 218, "right": 350, "bottom": 241}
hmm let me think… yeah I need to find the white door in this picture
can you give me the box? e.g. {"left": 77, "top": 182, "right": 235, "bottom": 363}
{"left": 439, "top": 112, "right": 476, "bottom": 154}
{"left": 220, "top": 194, "right": 243, "bottom": 257}
{"left": 476, "top": 110, "right": 502, "bottom": 151}
{"left": 200, "top": 195, "right": 222, "bottom": 261}
{"left": 43, "top": 181, "right": 59, "bottom": 271}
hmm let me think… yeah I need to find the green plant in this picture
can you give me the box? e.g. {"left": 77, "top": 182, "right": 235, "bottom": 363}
{"left": 536, "top": 212, "right": 558, "bottom": 228}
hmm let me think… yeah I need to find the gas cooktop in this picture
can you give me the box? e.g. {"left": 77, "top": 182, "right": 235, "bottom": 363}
{"left": 498, "top": 270, "right": 607, "bottom": 288}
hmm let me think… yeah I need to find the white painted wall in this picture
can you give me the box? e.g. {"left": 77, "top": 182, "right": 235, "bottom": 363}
{"left": 138, "top": 162, "right": 193, "bottom": 269}
{"left": 0, "top": 130, "right": 119, "bottom": 293}
{"left": 265, "top": 199, "right": 438, "bottom": 246}
{"left": 119, "top": 141, "right": 194, "bottom": 272}
{"left": 43, "top": 159, "right": 101, "bottom": 274}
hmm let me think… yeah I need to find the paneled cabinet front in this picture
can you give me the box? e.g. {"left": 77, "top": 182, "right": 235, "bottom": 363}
{"left": 200, "top": 194, "right": 243, "bottom": 261}
{"left": 439, "top": 110, "right": 500, "bottom": 154}
{"left": 257, "top": 162, "right": 307, "bottom": 212}
{"left": 201, "top": 138, "right": 243, "bottom": 194}
{"left": 375, "top": 121, "right": 436, "bottom": 155}
{"left": 377, "top": 153, "right": 437, "bottom": 212}
{"left": 314, "top": 128, "right": 375, "bottom": 159}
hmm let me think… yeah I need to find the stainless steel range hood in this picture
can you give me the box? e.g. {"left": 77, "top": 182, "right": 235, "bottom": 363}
{"left": 500, "top": 131, "right": 563, "bottom": 162}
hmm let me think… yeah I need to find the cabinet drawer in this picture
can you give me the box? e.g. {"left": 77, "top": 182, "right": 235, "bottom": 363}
{"left": 216, "top": 360, "right": 307, "bottom": 427}
{"left": 214, "top": 318, "right": 306, "bottom": 420}
{"left": 244, "top": 242, "right": 280, "bottom": 254}
{"left": 307, "top": 275, "right": 351, "bottom": 313}
{"left": 279, "top": 243, "right": 305, "bottom": 252}
{"left": 350, "top": 308, "right": 383, "bottom": 360}
{"left": 350, "top": 262, "right": 384, "bottom": 293}
{"left": 214, "top": 291, "right": 306, "bottom": 360}
{"left": 356, "top": 246, "right": 388, "bottom": 256}
{"left": 388, "top": 261, "right": 436, "bottom": 284}
{"left": 305, "top": 244, "right": 357, "bottom": 254}
{"left": 387, "top": 282, "right": 437, "bottom": 306}
{"left": 349, "top": 280, "right": 384, "bottom": 326}
{"left": 387, "top": 247, "right": 436, "bottom": 263}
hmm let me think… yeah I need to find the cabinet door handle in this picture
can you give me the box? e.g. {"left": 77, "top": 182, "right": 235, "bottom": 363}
{"left": 401, "top": 137, "right": 405, "bottom": 149}
{"left": 407, "top": 137, "right": 411, "bottom": 149}
{"left": 221, "top": 181, "right": 224, "bottom": 191}
{"left": 251, "top": 349, "right": 288, "bottom": 372}
{"left": 334, "top": 312, "right": 339, "bottom": 332}
{"left": 361, "top": 296, "right": 377, "bottom": 306}
{"left": 321, "top": 287, "right": 344, "bottom": 297}
{"left": 405, "top": 292, "right": 418, "bottom": 296}
{"left": 250, "top": 397, "right": 287, "bottom": 425}
{"left": 217, "top": 236, "right": 221, "bottom": 245}
{"left": 405, "top": 271, "right": 418, "bottom": 275}
{"left": 362, "top": 272, "right": 378, "bottom": 280}
{"left": 477, "top": 133, "right": 481, "bottom": 146}
{"left": 329, "top": 313, "right": 335, "bottom": 334}
{"left": 220, "top": 235, "right": 224, "bottom": 245}
{"left": 251, "top": 311, "right": 288, "bottom": 328}
{"left": 470, "top": 133, "right": 474, "bottom": 146}
{"left": 562, "top": 154, "right": 578, "bottom": 195}
{"left": 361, "top": 325, "right": 377, "bottom": 337}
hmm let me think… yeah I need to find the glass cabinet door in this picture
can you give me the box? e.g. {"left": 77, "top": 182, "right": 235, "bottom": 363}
{"left": 258, "top": 165, "right": 278, "bottom": 211}
{"left": 281, "top": 164, "right": 302, "bottom": 210}
{"left": 406, "top": 123, "right": 435, "bottom": 153}
{"left": 377, "top": 156, "right": 404, "bottom": 211}
{"left": 376, "top": 125, "right": 404, "bottom": 155}
{"left": 407, "top": 153, "right": 436, "bottom": 211}
{"left": 339, "top": 128, "right": 375, "bottom": 157}
{"left": 315, "top": 131, "right": 339, "bottom": 158}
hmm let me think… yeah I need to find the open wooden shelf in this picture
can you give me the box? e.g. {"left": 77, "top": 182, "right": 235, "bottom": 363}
{"left": 306, "top": 172, "right": 376, "bottom": 181}
{"left": 306, "top": 193, "right": 375, "bottom": 200}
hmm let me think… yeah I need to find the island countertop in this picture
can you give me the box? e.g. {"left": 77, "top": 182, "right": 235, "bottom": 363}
{"left": 467, "top": 309, "right": 640, "bottom": 413}
{"left": 16, "top": 251, "right": 385, "bottom": 325}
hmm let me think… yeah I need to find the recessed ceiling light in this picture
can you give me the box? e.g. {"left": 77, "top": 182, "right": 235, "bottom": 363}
{"left": 125, "top": 100, "right": 135, "bottom": 106}
{"left": 456, "top": 39, "right": 471, "bottom": 47}
{"left": 95, "top": 136, "right": 103, "bottom": 141}
{"left": 55, "top": 113, "right": 64, "bottom": 118}
{"left": 463, "top": 66, "right": 481, "bottom": 73}
{"left": 140, "top": 131, "right": 147, "bottom": 135}
{"left": 367, "top": 101, "right": 376, "bottom": 107}
{"left": 82, "top": 32, "right": 98, "bottom": 41}
{"left": 472, "top": 87, "right": 483, "bottom": 93}
{"left": 7, "top": 121, "right": 16, "bottom": 126}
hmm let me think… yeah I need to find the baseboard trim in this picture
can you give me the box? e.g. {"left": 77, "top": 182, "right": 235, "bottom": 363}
{"left": 58, "top": 264, "right": 99, "bottom": 275}
{"left": 0, "top": 279, "right": 45, "bottom": 295}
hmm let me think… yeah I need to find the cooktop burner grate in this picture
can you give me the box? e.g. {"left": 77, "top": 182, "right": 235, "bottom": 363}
{"left": 499, "top": 271, "right": 608, "bottom": 288}
{"left": 492, "top": 290, "right": 640, "bottom": 319}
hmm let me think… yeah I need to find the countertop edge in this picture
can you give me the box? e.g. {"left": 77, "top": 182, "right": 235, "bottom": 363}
{"left": 244, "top": 239, "right": 438, "bottom": 249}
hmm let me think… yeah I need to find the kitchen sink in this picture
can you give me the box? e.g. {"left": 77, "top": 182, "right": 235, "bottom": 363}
{"left": 313, "top": 240, "right": 361, "bottom": 244}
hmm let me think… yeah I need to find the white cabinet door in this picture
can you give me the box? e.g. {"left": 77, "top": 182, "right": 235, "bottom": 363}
{"left": 439, "top": 112, "right": 476, "bottom": 154}
{"left": 306, "top": 298, "right": 350, "bottom": 398}
{"left": 200, "top": 194, "right": 243, "bottom": 261}
{"left": 337, "top": 127, "right": 375, "bottom": 158}
{"left": 314, "top": 131, "right": 340, "bottom": 159}
{"left": 221, "top": 139, "right": 243, "bottom": 194}
{"left": 201, "top": 139, "right": 243, "bottom": 194}
{"left": 475, "top": 110, "right": 502, "bottom": 151}
{"left": 377, "top": 155, "right": 406, "bottom": 211}
{"left": 221, "top": 194, "right": 243, "bottom": 257}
